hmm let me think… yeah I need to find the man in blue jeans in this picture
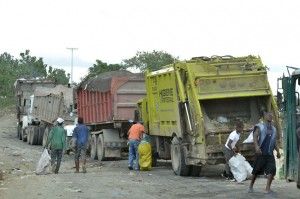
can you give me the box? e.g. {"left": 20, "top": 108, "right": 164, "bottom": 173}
{"left": 73, "top": 117, "right": 90, "bottom": 173}
{"left": 127, "top": 121, "right": 145, "bottom": 170}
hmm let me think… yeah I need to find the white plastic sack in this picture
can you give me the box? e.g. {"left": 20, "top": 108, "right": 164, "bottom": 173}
{"left": 36, "top": 149, "right": 51, "bottom": 175}
{"left": 244, "top": 161, "right": 253, "bottom": 178}
{"left": 229, "top": 154, "right": 253, "bottom": 183}
{"left": 243, "top": 131, "right": 253, "bottom": 143}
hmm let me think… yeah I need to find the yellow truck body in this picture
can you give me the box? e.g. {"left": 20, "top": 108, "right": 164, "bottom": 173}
{"left": 139, "top": 55, "right": 281, "bottom": 176}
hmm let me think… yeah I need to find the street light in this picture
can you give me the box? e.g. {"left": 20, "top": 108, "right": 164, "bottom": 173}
{"left": 66, "top": 47, "right": 78, "bottom": 84}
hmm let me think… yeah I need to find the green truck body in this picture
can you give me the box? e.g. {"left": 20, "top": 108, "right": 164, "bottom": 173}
{"left": 139, "top": 55, "right": 281, "bottom": 176}
{"left": 277, "top": 68, "right": 300, "bottom": 188}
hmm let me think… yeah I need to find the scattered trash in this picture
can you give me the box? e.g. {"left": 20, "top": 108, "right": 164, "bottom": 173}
{"left": 12, "top": 151, "right": 22, "bottom": 156}
{"left": 148, "top": 173, "right": 152, "bottom": 176}
{"left": 65, "top": 188, "right": 82, "bottom": 193}
{"left": 128, "top": 172, "right": 136, "bottom": 176}
{"left": 20, "top": 175, "right": 34, "bottom": 179}
{"left": 217, "top": 116, "right": 229, "bottom": 123}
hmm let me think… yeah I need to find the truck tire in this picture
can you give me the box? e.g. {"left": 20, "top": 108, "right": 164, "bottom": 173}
{"left": 90, "top": 134, "right": 97, "bottom": 160}
{"left": 38, "top": 126, "right": 45, "bottom": 145}
{"left": 97, "top": 134, "right": 105, "bottom": 161}
{"left": 22, "top": 128, "right": 27, "bottom": 142}
{"left": 29, "top": 127, "right": 35, "bottom": 145}
{"left": 171, "top": 137, "right": 190, "bottom": 176}
{"left": 189, "top": 165, "right": 202, "bottom": 177}
{"left": 27, "top": 127, "right": 32, "bottom": 145}
{"left": 152, "top": 152, "right": 159, "bottom": 167}
{"left": 18, "top": 125, "right": 23, "bottom": 140}
{"left": 42, "top": 127, "right": 49, "bottom": 147}
{"left": 31, "top": 126, "right": 39, "bottom": 145}
{"left": 17, "top": 124, "right": 22, "bottom": 140}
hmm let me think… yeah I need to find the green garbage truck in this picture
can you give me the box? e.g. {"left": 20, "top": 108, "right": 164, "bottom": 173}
{"left": 138, "top": 55, "right": 281, "bottom": 176}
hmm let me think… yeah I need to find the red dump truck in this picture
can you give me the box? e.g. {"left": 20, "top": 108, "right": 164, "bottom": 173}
{"left": 77, "top": 71, "right": 145, "bottom": 160}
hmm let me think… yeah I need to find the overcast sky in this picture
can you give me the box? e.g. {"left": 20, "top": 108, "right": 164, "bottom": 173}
{"left": 1, "top": 0, "right": 300, "bottom": 91}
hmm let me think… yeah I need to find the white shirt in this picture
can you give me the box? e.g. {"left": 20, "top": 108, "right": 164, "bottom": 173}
{"left": 225, "top": 130, "right": 240, "bottom": 149}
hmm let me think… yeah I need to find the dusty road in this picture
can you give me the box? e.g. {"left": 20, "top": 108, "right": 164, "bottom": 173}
{"left": 0, "top": 111, "right": 299, "bottom": 199}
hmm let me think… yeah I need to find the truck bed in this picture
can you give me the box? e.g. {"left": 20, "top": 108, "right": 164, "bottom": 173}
{"left": 77, "top": 71, "right": 145, "bottom": 125}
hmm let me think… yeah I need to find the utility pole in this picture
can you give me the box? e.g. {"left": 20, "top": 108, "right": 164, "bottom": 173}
{"left": 66, "top": 47, "right": 78, "bottom": 84}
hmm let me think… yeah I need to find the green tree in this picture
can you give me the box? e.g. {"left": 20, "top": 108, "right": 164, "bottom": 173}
{"left": 87, "top": 59, "right": 125, "bottom": 78}
{"left": 0, "top": 53, "right": 18, "bottom": 103}
{"left": 17, "top": 50, "right": 48, "bottom": 78}
{"left": 47, "top": 66, "right": 70, "bottom": 84}
{"left": 0, "top": 50, "right": 70, "bottom": 107}
{"left": 123, "top": 50, "right": 177, "bottom": 72}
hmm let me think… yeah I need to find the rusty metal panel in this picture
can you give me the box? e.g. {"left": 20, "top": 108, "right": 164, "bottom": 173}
{"left": 77, "top": 71, "right": 145, "bottom": 124}
{"left": 114, "top": 79, "right": 145, "bottom": 120}
{"left": 32, "top": 94, "right": 64, "bottom": 123}
{"left": 30, "top": 85, "right": 74, "bottom": 124}
{"left": 77, "top": 89, "right": 112, "bottom": 124}
{"left": 14, "top": 79, "right": 56, "bottom": 120}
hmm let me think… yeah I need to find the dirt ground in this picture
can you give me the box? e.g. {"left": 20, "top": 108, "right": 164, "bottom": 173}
{"left": 0, "top": 111, "right": 299, "bottom": 199}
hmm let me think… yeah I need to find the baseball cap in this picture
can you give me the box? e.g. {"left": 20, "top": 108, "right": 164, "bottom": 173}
{"left": 56, "top": 117, "right": 64, "bottom": 124}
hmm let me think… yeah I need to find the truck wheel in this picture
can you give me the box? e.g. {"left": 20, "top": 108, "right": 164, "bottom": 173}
{"left": 18, "top": 125, "right": 23, "bottom": 140}
{"left": 22, "top": 128, "right": 27, "bottom": 142}
{"left": 171, "top": 137, "right": 190, "bottom": 176}
{"left": 27, "top": 127, "right": 32, "bottom": 145}
{"left": 31, "top": 126, "right": 39, "bottom": 145}
{"left": 152, "top": 152, "right": 159, "bottom": 167}
{"left": 189, "top": 166, "right": 202, "bottom": 177}
{"left": 90, "top": 135, "right": 97, "bottom": 160}
{"left": 38, "top": 126, "right": 45, "bottom": 145}
{"left": 29, "top": 127, "right": 34, "bottom": 145}
{"left": 17, "top": 124, "right": 22, "bottom": 140}
{"left": 42, "top": 127, "right": 49, "bottom": 147}
{"left": 97, "top": 134, "right": 105, "bottom": 161}
{"left": 19, "top": 129, "right": 23, "bottom": 140}
{"left": 30, "top": 127, "right": 37, "bottom": 145}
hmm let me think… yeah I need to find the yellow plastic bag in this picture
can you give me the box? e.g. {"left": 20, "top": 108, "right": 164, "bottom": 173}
{"left": 138, "top": 141, "right": 152, "bottom": 171}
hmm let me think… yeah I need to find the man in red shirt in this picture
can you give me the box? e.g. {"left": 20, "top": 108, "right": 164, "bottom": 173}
{"left": 127, "top": 121, "right": 145, "bottom": 170}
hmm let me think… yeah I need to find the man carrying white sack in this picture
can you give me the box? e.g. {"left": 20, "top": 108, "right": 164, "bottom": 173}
{"left": 222, "top": 121, "right": 244, "bottom": 180}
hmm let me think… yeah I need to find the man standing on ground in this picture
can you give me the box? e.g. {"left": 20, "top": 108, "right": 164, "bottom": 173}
{"left": 73, "top": 117, "right": 89, "bottom": 173}
{"left": 223, "top": 121, "right": 244, "bottom": 180}
{"left": 127, "top": 121, "right": 145, "bottom": 170}
{"left": 46, "top": 117, "right": 66, "bottom": 174}
{"left": 248, "top": 112, "right": 281, "bottom": 194}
